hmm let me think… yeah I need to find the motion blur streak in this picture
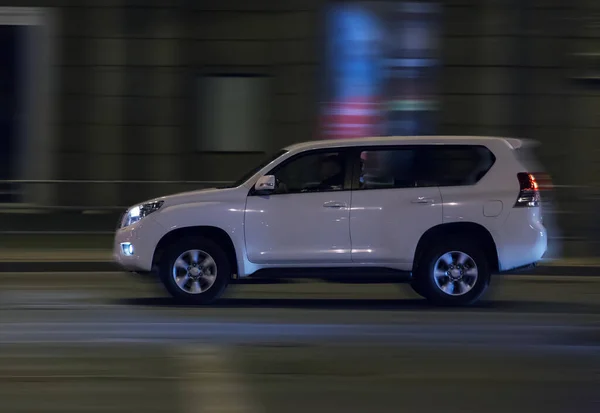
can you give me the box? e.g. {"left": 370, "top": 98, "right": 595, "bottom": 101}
{"left": 319, "top": 2, "right": 439, "bottom": 139}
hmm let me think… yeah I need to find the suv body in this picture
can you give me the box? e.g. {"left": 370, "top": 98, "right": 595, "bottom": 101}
{"left": 113, "top": 136, "right": 547, "bottom": 305}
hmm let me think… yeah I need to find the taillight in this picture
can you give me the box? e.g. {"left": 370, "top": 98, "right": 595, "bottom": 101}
{"left": 534, "top": 172, "right": 553, "bottom": 191}
{"left": 514, "top": 173, "right": 540, "bottom": 207}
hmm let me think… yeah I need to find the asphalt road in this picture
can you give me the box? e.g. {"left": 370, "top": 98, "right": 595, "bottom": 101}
{"left": 0, "top": 271, "right": 598, "bottom": 413}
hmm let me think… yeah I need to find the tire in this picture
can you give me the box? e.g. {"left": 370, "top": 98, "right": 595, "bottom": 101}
{"left": 159, "top": 236, "right": 231, "bottom": 305}
{"left": 415, "top": 240, "right": 490, "bottom": 306}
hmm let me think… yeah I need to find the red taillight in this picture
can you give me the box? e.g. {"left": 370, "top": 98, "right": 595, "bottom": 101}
{"left": 534, "top": 172, "right": 553, "bottom": 191}
{"left": 515, "top": 173, "right": 540, "bottom": 207}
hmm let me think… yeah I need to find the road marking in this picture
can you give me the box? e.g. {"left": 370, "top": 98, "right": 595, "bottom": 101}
{"left": 178, "top": 345, "right": 261, "bottom": 413}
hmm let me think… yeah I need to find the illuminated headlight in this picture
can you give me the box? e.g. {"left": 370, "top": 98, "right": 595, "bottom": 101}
{"left": 120, "top": 200, "right": 164, "bottom": 228}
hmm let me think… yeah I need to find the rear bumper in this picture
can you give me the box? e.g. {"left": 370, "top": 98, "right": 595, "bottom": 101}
{"left": 495, "top": 209, "right": 547, "bottom": 272}
{"left": 497, "top": 262, "right": 537, "bottom": 274}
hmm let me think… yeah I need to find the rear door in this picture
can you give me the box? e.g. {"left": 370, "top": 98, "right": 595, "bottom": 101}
{"left": 419, "top": 145, "right": 503, "bottom": 226}
{"left": 349, "top": 146, "right": 443, "bottom": 268}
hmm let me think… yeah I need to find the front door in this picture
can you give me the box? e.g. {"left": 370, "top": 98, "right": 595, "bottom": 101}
{"left": 245, "top": 149, "right": 352, "bottom": 264}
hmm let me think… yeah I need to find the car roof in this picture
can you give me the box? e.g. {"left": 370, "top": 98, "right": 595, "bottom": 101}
{"left": 284, "top": 136, "right": 521, "bottom": 152}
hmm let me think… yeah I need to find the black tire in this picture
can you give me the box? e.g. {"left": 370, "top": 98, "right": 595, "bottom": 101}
{"left": 415, "top": 239, "right": 490, "bottom": 306}
{"left": 159, "top": 236, "right": 231, "bottom": 305}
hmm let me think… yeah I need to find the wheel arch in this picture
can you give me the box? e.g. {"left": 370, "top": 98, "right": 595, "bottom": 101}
{"left": 413, "top": 222, "right": 499, "bottom": 273}
{"left": 152, "top": 226, "right": 238, "bottom": 276}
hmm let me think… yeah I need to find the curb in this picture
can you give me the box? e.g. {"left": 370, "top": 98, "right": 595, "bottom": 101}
{"left": 0, "top": 261, "right": 598, "bottom": 276}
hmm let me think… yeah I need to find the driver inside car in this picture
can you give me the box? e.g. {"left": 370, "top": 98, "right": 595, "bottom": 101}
{"left": 316, "top": 155, "right": 344, "bottom": 190}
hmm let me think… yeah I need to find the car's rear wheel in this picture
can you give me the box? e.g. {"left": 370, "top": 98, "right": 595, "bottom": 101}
{"left": 416, "top": 240, "right": 490, "bottom": 306}
{"left": 159, "top": 236, "right": 230, "bottom": 304}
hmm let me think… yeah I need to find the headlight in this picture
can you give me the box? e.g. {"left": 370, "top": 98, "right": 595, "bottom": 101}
{"left": 120, "top": 200, "right": 164, "bottom": 228}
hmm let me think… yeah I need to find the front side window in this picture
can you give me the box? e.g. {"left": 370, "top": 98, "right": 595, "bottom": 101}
{"left": 269, "top": 150, "right": 348, "bottom": 194}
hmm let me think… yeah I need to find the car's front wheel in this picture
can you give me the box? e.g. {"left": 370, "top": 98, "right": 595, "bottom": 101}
{"left": 415, "top": 240, "right": 490, "bottom": 306}
{"left": 159, "top": 236, "right": 230, "bottom": 304}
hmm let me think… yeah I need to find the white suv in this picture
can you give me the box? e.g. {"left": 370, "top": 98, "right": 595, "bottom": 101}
{"left": 113, "top": 136, "right": 547, "bottom": 306}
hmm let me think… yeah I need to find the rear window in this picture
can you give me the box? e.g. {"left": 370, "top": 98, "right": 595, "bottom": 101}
{"left": 419, "top": 145, "right": 496, "bottom": 187}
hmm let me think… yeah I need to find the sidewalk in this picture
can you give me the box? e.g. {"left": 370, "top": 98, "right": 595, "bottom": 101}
{"left": 0, "top": 248, "right": 599, "bottom": 275}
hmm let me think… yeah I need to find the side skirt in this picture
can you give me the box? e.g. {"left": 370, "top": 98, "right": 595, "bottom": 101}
{"left": 244, "top": 267, "right": 413, "bottom": 284}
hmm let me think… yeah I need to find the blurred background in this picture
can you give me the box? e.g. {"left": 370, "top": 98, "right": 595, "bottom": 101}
{"left": 0, "top": 0, "right": 599, "bottom": 256}
{"left": 0, "top": 1, "right": 599, "bottom": 412}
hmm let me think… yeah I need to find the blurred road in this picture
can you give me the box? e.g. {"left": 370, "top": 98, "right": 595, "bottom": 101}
{"left": 0, "top": 272, "right": 599, "bottom": 344}
{"left": 0, "top": 272, "right": 598, "bottom": 412}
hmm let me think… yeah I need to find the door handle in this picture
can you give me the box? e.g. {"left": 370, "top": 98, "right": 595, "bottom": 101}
{"left": 411, "top": 197, "right": 434, "bottom": 204}
{"left": 323, "top": 201, "right": 347, "bottom": 208}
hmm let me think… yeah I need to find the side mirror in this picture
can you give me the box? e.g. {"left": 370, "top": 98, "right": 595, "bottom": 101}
{"left": 254, "top": 175, "right": 276, "bottom": 194}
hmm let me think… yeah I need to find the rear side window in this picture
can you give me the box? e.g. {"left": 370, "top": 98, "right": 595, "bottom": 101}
{"left": 419, "top": 145, "right": 496, "bottom": 187}
{"left": 356, "top": 145, "right": 495, "bottom": 190}
{"left": 358, "top": 148, "right": 421, "bottom": 189}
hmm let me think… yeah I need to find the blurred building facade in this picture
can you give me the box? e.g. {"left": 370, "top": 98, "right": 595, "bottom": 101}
{"left": 0, "top": 0, "right": 599, "bottom": 218}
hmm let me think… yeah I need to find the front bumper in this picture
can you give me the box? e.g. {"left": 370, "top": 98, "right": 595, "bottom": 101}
{"left": 112, "top": 217, "right": 164, "bottom": 272}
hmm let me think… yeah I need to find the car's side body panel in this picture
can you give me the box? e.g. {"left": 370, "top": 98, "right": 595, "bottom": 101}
{"left": 349, "top": 186, "right": 443, "bottom": 269}
{"left": 437, "top": 139, "right": 546, "bottom": 271}
{"left": 244, "top": 191, "right": 353, "bottom": 264}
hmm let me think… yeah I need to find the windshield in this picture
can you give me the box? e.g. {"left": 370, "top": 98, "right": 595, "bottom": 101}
{"left": 225, "top": 150, "right": 288, "bottom": 188}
